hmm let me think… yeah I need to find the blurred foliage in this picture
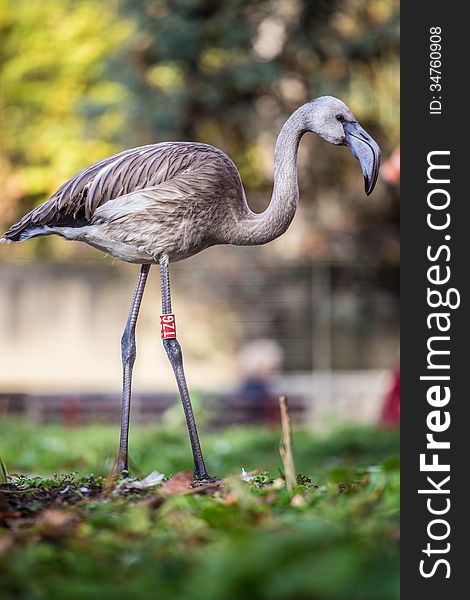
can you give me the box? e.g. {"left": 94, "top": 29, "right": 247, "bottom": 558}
{"left": 116, "top": 0, "right": 399, "bottom": 147}
{"left": 0, "top": 421, "right": 399, "bottom": 599}
{"left": 0, "top": 418, "right": 399, "bottom": 478}
{"left": 1, "top": 0, "right": 399, "bottom": 258}
{"left": 0, "top": 0, "right": 132, "bottom": 225}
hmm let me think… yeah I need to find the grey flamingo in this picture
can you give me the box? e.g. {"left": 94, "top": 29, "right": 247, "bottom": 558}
{"left": 1, "top": 96, "right": 381, "bottom": 482}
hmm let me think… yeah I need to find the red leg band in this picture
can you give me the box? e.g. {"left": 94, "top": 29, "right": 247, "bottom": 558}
{"left": 160, "top": 314, "right": 176, "bottom": 339}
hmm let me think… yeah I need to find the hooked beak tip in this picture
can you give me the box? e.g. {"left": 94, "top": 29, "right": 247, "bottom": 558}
{"left": 365, "top": 174, "right": 376, "bottom": 196}
{"left": 343, "top": 121, "right": 381, "bottom": 196}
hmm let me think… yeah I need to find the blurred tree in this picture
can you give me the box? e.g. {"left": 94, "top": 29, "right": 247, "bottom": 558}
{"left": 0, "top": 0, "right": 131, "bottom": 228}
{"left": 115, "top": 0, "right": 399, "bottom": 191}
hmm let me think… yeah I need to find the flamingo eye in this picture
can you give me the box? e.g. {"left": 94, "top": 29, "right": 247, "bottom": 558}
{"left": 336, "top": 114, "right": 345, "bottom": 122}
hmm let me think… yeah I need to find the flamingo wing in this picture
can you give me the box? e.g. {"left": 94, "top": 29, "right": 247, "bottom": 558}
{"left": 3, "top": 142, "right": 234, "bottom": 242}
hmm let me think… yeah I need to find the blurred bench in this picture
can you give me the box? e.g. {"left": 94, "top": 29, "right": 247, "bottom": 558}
{"left": 0, "top": 391, "right": 305, "bottom": 428}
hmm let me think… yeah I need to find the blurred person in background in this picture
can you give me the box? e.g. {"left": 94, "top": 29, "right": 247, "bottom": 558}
{"left": 237, "top": 339, "right": 283, "bottom": 426}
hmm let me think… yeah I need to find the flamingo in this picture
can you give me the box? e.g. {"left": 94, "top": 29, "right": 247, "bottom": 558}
{"left": 1, "top": 97, "right": 381, "bottom": 482}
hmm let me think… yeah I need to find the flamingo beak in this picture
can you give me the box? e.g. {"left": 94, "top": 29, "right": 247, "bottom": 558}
{"left": 343, "top": 121, "right": 381, "bottom": 196}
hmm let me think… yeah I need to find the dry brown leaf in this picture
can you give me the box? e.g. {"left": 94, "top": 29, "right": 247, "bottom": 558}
{"left": 160, "top": 471, "right": 223, "bottom": 497}
{"left": 223, "top": 491, "right": 239, "bottom": 505}
{"left": 261, "top": 492, "right": 277, "bottom": 505}
{"left": 37, "top": 508, "right": 80, "bottom": 540}
{"left": 160, "top": 471, "right": 193, "bottom": 496}
{"left": 290, "top": 494, "right": 305, "bottom": 507}
{"left": 0, "top": 535, "right": 14, "bottom": 554}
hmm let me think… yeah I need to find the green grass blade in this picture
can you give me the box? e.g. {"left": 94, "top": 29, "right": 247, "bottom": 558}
{"left": 0, "top": 456, "right": 8, "bottom": 483}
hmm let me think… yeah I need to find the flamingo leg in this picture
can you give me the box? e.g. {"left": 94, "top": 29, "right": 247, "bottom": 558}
{"left": 115, "top": 264, "right": 150, "bottom": 474}
{"left": 159, "top": 254, "right": 214, "bottom": 482}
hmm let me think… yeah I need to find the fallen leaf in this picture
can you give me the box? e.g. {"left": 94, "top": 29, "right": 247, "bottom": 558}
{"left": 224, "top": 491, "right": 239, "bottom": 505}
{"left": 240, "top": 468, "right": 256, "bottom": 482}
{"left": 0, "top": 535, "right": 14, "bottom": 554}
{"left": 0, "top": 510, "right": 20, "bottom": 521}
{"left": 261, "top": 492, "right": 277, "bottom": 505}
{"left": 160, "top": 471, "right": 223, "bottom": 496}
{"left": 290, "top": 494, "right": 305, "bottom": 508}
{"left": 114, "top": 471, "right": 165, "bottom": 494}
{"left": 37, "top": 509, "right": 80, "bottom": 540}
{"left": 160, "top": 471, "right": 193, "bottom": 496}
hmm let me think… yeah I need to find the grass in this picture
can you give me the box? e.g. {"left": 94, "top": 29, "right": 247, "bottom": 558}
{"left": 0, "top": 419, "right": 399, "bottom": 600}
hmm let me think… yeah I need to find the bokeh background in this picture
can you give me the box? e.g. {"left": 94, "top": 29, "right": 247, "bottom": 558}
{"left": 0, "top": 0, "right": 399, "bottom": 427}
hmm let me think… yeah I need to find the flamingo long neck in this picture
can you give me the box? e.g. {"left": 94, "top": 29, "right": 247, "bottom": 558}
{"left": 234, "top": 107, "right": 306, "bottom": 246}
